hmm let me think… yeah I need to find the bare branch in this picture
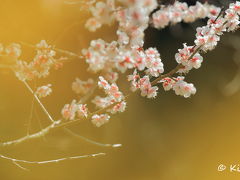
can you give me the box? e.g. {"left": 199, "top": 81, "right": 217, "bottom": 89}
{"left": 23, "top": 81, "right": 55, "bottom": 123}
{"left": 64, "top": 128, "right": 122, "bottom": 148}
{"left": 0, "top": 152, "right": 106, "bottom": 170}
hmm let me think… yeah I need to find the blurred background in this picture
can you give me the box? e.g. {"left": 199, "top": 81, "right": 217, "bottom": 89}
{"left": 0, "top": 0, "right": 240, "bottom": 179}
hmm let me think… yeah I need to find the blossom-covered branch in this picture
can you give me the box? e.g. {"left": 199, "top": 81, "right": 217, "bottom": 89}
{"left": 0, "top": 0, "right": 239, "bottom": 168}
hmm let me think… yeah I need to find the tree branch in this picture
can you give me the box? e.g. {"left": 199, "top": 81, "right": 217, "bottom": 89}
{"left": 0, "top": 152, "right": 106, "bottom": 170}
{"left": 64, "top": 128, "right": 122, "bottom": 148}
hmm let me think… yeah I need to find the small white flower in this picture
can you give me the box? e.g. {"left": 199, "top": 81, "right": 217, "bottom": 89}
{"left": 61, "top": 100, "right": 78, "bottom": 120}
{"left": 5, "top": 43, "right": 21, "bottom": 58}
{"left": 35, "top": 84, "right": 52, "bottom": 98}
{"left": 91, "top": 114, "right": 110, "bottom": 127}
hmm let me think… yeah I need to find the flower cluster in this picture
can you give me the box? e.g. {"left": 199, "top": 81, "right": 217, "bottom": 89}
{"left": 98, "top": 76, "right": 123, "bottom": 102}
{"left": 82, "top": 39, "right": 119, "bottom": 73}
{"left": 85, "top": 0, "right": 115, "bottom": 31}
{"left": 85, "top": 0, "right": 157, "bottom": 46}
{"left": 15, "top": 40, "right": 63, "bottom": 81}
{"left": 6, "top": 1, "right": 240, "bottom": 129}
{"left": 90, "top": 76, "right": 126, "bottom": 126}
{"left": 61, "top": 100, "right": 88, "bottom": 120}
{"left": 160, "top": 77, "right": 196, "bottom": 98}
{"left": 91, "top": 114, "right": 110, "bottom": 127}
{"left": 152, "top": 1, "right": 220, "bottom": 29}
{"left": 116, "top": 0, "right": 158, "bottom": 46}
{"left": 175, "top": 43, "right": 203, "bottom": 73}
{"left": 35, "top": 84, "right": 52, "bottom": 98}
{"left": 144, "top": 48, "right": 164, "bottom": 77}
{"left": 195, "top": 2, "right": 240, "bottom": 52}
{"left": 128, "top": 70, "right": 158, "bottom": 98}
{"left": 0, "top": 43, "right": 22, "bottom": 65}
{"left": 3, "top": 43, "right": 22, "bottom": 59}
{"left": 71, "top": 1, "right": 240, "bottom": 128}
{"left": 82, "top": 40, "right": 164, "bottom": 78}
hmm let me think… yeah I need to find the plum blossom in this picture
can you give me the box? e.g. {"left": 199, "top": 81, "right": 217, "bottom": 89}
{"left": 95, "top": 76, "right": 127, "bottom": 116}
{"left": 61, "top": 100, "right": 88, "bottom": 120}
{"left": 110, "top": 101, "right": 127, "bottom": 114}
{"left": 230, "top": 1, "right": 240, "bottom": 15}
{"left": 145, "top": 47, "right": 164, "bottom": 77}
{"left": 128, "top": 73, "right": 158, "bottom": 98}
{"left": 152, "top": 9, "right": 170, "bottom": 29}
{"left": 77, "top": 104, "right": 88, "bottom": 118}
{"left": 15, "top": 40, "right": 61, "bottom": 81}
{"left": 85, "top": 18, "right": 102, "bottom": 32}
{"left": 98, "top": 76, "right": 123, "bottom": 102}
{"left": 152, "top": 2, "right": 221, "bottom": 29}
{"left": 116, "top": 49, "right": 135, "bottom": 73}
{"left": 82, "top": 39, "right": 118, "bottom": 73}
{"left": 72, "top": 78, "right": 94, "bottom": 95}
{"left": 160, "top": 77, "right": 196, "bottom": 98}
{"left": 35, "top": 84, "right": 52, "bottom": 98}
{"left": 61, "top": 100, "right": 78, "bottom": 120}
{"left": 104, "top": 71, "right": 119, "bottom": 83}
{"left": 175, "top": 44, "right": 203, "bottom": 71}
{"left": 91, "top": 114, "right": 110, "bottom": 127}
{"left": 92, "top": 96, "right": 113, "bottom": 109}
{"left": 172, "top": 77, "right": 196, "bottom": 98}
{"left": 194, "top": 26, "right": 220, "bottom": 51}
{"left": 115, "top": 0, "right": 157, "bottom": 46}
{"left": 5, "top": 43, "right": 21, "bottom": 58}
{"left": 160, "top": 77, "right": 175, "bottom": 91}
{"left": 117, "top": 30, "right": 129, "bottom": 45}
{"left": 127, "top": 69, "right": 140, "bottom": 91}
{"left": 85, "top": 0, "right": 115, "bottom": 32}
{"left": 224, "top": 8, "right": 240, "bottom": 32}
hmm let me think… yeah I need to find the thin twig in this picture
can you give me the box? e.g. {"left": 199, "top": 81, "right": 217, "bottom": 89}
{"left": 23, "top": 81, "right": 55, "bottom": 123}
{"left": 34, "top": 107, "right": 48, "bottom": 142}
{"left": 64, "top": 128, "right": 122, "bottom": 148}
{"left": 0, "top": 120, "right": 61, "bottom": 147}
{"left": 12, "top": 161, "right": 30, "bottom": 171}
{"left": 26, "top": 91, "right": 35, "bottom": 135}
{"left": 0, "top": 152, "right": 106, "bottom": 170}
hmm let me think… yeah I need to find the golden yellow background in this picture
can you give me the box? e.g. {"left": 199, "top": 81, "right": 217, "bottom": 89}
{"left": 0, "top": 0, "right": 240, "bottom": 179}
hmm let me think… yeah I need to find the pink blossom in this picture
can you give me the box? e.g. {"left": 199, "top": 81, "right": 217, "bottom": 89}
{"left": 92, "top": 96, "right": 113, "bottom": 109}
{"left": 104, "top": 71, "right": 119, "bottom": 83}
{"left": 152, "top": 2, "right": 221, "bottom": 30}
{"left": 172, "top": 77, "right": 196, "bottom": 98}
{"left": 35, "top": 84, "right": 52, "bottom": 98}
{"left": 5, "top": 43, "right": 21, "bottom": 58}
{"left": 85, "top": 18, "right": 102, "bottom": 32}
{"left": 160, "top": 77, "right": 196, "bottom": 98}
{"left": 175, "top": 44, "right": 203, "bottom": 71}
{"left": 77, "top": 104, "right": 88, "bottom": 118}
{"left": 61, "top": 100, "right": 78, "bottom": 120}
{"left": 98, "top": 76, "right": 123, "bottom": 102}
{"left": 91, "top": 114, "right": 110, "bottom": 127}
{"left": 110, "top": 101, "right": 127, "bottom": 114}
{"left": 85, "top": 1, "right": 115, "bottom": 32}
{"left": 160, "top": 77, "right": 175, "bottom": 91}
{"left": 145, "top": 48, "right": 164, "bottom": 77}
{"left": 61, "top": 100, "right": 88, "bottom": 120}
